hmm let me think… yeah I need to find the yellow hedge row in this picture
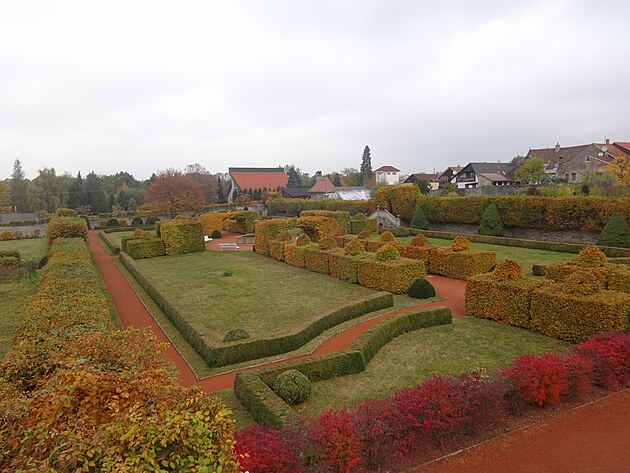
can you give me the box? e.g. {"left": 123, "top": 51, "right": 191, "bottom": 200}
{"left": 221, "top": 211, "right": 259, "bottom": 234}
{"left": 357, "top": 257, "right": 425, "bottom": 294}
{"left": 530, "top": 284, "right": 630, "bottom": 342}
{"left": 254, "top": 218, "right": 296, "bottom": 256}
{"left": 296, "top": 216, "right": 344, "bottom": 242}
{"left": 303, "top": 245, "right": 330, "bottom": 274}
{"left": 200, "top": 211, "right": 239, "bottom": 235}
{"left": 545, "top": 262, "right": 609, "bottom": 289}
{"left": 429, "top": 247, "right": 496, "bottom": 280}
{"left": 160, "top": 219, "right": 205, "bottom": 255}
{"left": 268, "top": 240, "right": 289, "bottom": 261}
{"left": 268, "top": 198, "right": 374, "bottom": 215}
{"left": 608, "top": 265, "right": 630, "bottom": 293}
{"left": 466, "top": 274, "right": 548, "bottom": 328}
{"left": 284, "top": 242, "right": 307, "bottom": 268}
{"left": 300, "top": 210, "right": 351, "bottom": 232}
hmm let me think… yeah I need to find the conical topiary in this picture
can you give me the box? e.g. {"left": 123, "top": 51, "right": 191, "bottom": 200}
{"left": 410, "top": 206, "right": 429, "bottom": 230}
{"left": 597, "top": 213, "right": 630, "bottom": 248}
{"left": 478, "top": 203, "right": 504, "bottom": 237}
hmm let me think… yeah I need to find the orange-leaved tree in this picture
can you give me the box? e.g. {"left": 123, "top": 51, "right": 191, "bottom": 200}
{"left": 145, "top": 169, "right": 204, "bottom": 215}
{"left": 608, "top": 155, "right": 630, "bottom": 187}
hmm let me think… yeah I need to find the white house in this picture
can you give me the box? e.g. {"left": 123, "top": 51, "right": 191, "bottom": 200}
{"left": 374, "top": 165, "right": 400, "bottom": 185}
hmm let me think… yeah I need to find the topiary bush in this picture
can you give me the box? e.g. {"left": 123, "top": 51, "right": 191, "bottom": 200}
{"left": 131, "top": 216, "right": 144, "bottom": 226}
{"left": 276, "top": 230, "right": 293, "bottom": 242}
{"left": 577, "top": 246, "right": 607, "bottom": 268}
{"left": 451, "top": 236, "right": 470, "bottom": 252}
{"left": 492, "top": 259, "right": 524, "bottom": 281}
{"left": 133, "top": 228, "right": 144, "bottom": 238}
{"left": 597, "top": 213, "right": 630, "bottom": 248}
{"left": 478, "top": 203, "right": 504, "bottom": 237}
{"left": 296, "top": 233, "right": 311, "bottom": 246}
{"left": 318, "top": 236, "right": 337, "bottom": 250}
{"left": 411, "top": 235, "right": 429, "bottom": 247}
{"left": 393, "top": 227, "right": 410, "bottom": 237}
{"left": 408, "top": 278, "right": 436, "bottom": 299}
{"left": 211, "top": 229, "right": 222, "bottom": 239}
{"left": 223, "top": 328, "right": 251, "bottom": 343}
{"left": 140, "top": 231, "right": 154, "bottom": 241}
{"left": 376, "top": 245, "right": 399, "bottom": 262}
{"left": 380, "top": 231, "right": 396, "bottom": 242}
{"left": 357, "top": 230, "right": 371, "bottom": 240}
{"left": 344, "top": 239, "right": 365, "bottom": 256}
{"left": 106, "top": 218, "right": 120, "bottom": 227}
{"left": 272, "top": 369, "right": 312, "bottom": 405}
{"left": 410, "top": 206, "right": 430, "bottom": 230}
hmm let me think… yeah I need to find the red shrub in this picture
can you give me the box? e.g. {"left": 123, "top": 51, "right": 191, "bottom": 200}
{"left": 575, "top": 332, "right": 630, "bottom": 389}
{"left": 559, "top": 353, "right": 595, "bottom": 399}
{"left": 307, "top": 411, "right": 362, "bottom": 473}
{"left": 235, "top": 425, "right": 304, "bottom": 473}
{"left": 501, "top": 354, "right": 569, "bottom": 408}
{"left": 350, "top": 398, "right": 398, "bottom": 468}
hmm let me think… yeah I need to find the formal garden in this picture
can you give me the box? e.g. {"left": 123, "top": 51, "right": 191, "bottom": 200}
{"left": 1, "top": 194, "right": 629, "bottom": 471}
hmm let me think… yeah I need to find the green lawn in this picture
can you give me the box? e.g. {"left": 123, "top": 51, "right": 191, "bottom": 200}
{"left": 132, "top": 251, "right": 379, "bottom": 346}
{"left": 0, "top": 278, "right": 38, "bottom": 359}
{"left": 297, "top": 317, "right": 569, "bottom": 417}
{"left": 397, "top": 236, "right": 575, "bottom": 276}
{"left": 0, "top": 238, "right": 47, "bottom": 263}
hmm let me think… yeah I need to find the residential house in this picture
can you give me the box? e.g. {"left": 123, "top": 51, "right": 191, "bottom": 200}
{"left": 403, "top": 173, "right": 440, "bottom": 190}
{"left": 281, "top": 187, "right": 310, "bottom": 199}
{"left": 451, "top": 163, "right": 515, "bottom": 189}
{"left": 307, "top": 177, "right": 370, "bottom": 200}
{"left": 437, "top": 166, "right": 462, "bottom": 188}
{"left": 523, "top": 139, "right": 628, "bottom": 183}
{"left": 374, "top": 166, "right": 400, "bottom": 185}
{"left": 228, "top": 167, "right": 288, "bottom": 203}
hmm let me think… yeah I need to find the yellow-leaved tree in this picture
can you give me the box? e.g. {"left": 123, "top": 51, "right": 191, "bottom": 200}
{"left": 608, "top": 155, "right": 630, "bottom": 186}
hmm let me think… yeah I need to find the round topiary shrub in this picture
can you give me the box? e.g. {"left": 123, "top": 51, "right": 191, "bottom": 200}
{"left": 357, "top": 230, "right": 371, "bottom": 240}
{"left": 380, "top": 231, "right": 396, "bottom": 242}
{"left": 211, "top": 229, "right": 222, "bottom": 239}
{"left": 277, "top": 230, "right": 293, "bottom": 242}
{"left": 411, "top": 235, "right": 429, "bottom": 247}
{"left": 577, "top": 246, "right": 607, "bottom": 267}
{"left": 344, "top": 239, "right": 365, "bottom": 256}
{"left": 222, "top": 328, "right": 250, "bottom": 343}
{"left": 318, "top": 236, "right": 337, "bottom": 250}
{"left": 146, "top": 216, "right": 160, "bottom": 225}
{"left": 376, "top": 244, "right": 399, "bottom": 262}
{"left": 408, "top": 278, "right": 436, "bottom": 299}
{"left": 597, "top": 213, "right": 630, "bottom": 248}
{"left": 131, "top": 216, "right": 144, "bottom": 226}
{"left": 451, "top": 236, "right": 470, "bottom": 252}
{"left": 106, "top": 218, "right": 120, "bottom": 227}
{"left": 133, "top": 228, "right": 144, "bottom": 238}
{"left": 492, "top": 259, "right": 524, "bottom": 281}
{"left": 410, "top": 206, "right": 429, "bottom": 230}
{"left": 272, "top": 369, "right": 312, "bottom": 405}
{"left": 564, "top": 272, "right": 600, "bottom": 295}
{"left": 393, "top": 227, "right": 410, "bottom": 237}
{"left": 296, "top": 233, "right": 311, "bottom": 246}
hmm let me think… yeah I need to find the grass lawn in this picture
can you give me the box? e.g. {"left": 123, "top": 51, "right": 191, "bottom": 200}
{"left": 397, "top": 236, "right": 575, "bottom": 276}
{"left": 297, "top": 317, "right": 569, "bottom": 417}
{"left": 132, "top": 251, "right": 379, "bottom": 346}
{"left": 0, "top": 238, "right": 47, "bottom": 263}
{"left": 0, "top": 278, "right": 38, "bottom": 359}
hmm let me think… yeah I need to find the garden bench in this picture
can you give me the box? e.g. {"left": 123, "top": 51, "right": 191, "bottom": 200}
{"left": 218, "top": 243, "right": 239, "bottom": 251}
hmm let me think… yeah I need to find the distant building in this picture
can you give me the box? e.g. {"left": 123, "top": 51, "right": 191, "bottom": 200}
{"left": 307, "top": 177, "right": 370, "bottom": 200}
{"left": 404, "top": 173, "right": 440, "bottom": 190}
{"left": 451, "top": 163, "right": 515, "bottom": 189}
{"left": 281, "top": 187, "right": 310, "bottom": 199}
{"left": 438, "top": 166, "right": 462, "bottom": 188}
{"left": 228, "top": 167, "right": 288, "bottom": 203}
{"left": 374, "top": 165, "right": 400, "bottom": 185}
{"left": 523, "top": 139, "right": 628, "bottom": 183}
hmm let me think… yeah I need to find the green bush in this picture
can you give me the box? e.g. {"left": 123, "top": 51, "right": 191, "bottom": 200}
{"left": 597, "top": 213, "right": 630, "bottom": 248}
{"left": 408, "top": 278, "right": 436, "bottom": 299}
{"left": 54, "top": 208, "right": 77, "bottom": 217}
{"left": 211, "top": 229, "right": 222, "bottom": 239}
{"left": 106, "top": 218, "right": 120, "bottom": 227}
{"left": 286, "top": 201, "right": 301, "bottom": 217}
{"left": 160, "top": 220, "right": 205, "bottom": 255}
{"left": 126, "top": 239, "right": 166, "bottom": 259}
{"left": 131, "top": 216, "right": 144, "bottom": 226}
{"left": 376, "top": 244, "right": 399, "bottom": 262}
{"left": 146, "top": 216, "right": 160, "bottom": 225}
{"left": 478, "top": 203, "right": 504, "bottom": 237}
{"left": 393, "top": 227, "right": 410, "bottom": 237}
{"left": 272, "top": 369, "right": 312, "bottom": 405}
{"left": 223, "top": 328, "right": 250, "bottom": 342}
{"left": 410, "top": 206, "right": 429, "bottom": 230}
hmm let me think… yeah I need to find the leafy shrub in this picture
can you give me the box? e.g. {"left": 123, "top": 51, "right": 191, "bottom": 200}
{"left": 344, "top": 239, "right": 365, "bottom": 256}
{"left": 502, "top": 353, "right": 569, "bottom": 407}
{"left": 222, "top": 211, "right": 259, "bottom": 233}
{"left": 160, "top": 219, "right": 205, "bottom": 255}
{"left": 564, "top": 272, "right": 600, "bottom": 296}
{"left": 55, "top": 207, "right": 77, "bottom": 217}
{"left": 140, "top": 231, "right": 154, "bottom": 241}
{"left": 393, "top": 227, "right": 410, "bottom": 237}
{"left": 286, "top": 201, "right": 301, "bottom": 217}
{"left": 277, "top": 230, "right": 293, "bottom": 242}
{"left": 146, "top": 216, "right": 160, "bottom": 225}
{"left": 357, "top": 230, "right": 371, "bottom": 239}
{"left": 235, "top": 425, "right": 304, "bottom": 473}
{"left": 0, "top": 257, "right": 21, "bottom": 283}
{"left": 492, "top": 259, "right": 524, "bottom": 281}
{"left": 478, "top": 203, "right": 504, "bottom": 237}
{"left": 408, "top": 278, "right": 436, "bottom": 299}
{"left": 451, "top": 236, "right": 470, "bottom": 252}
{"left": 380, "top": 231, "right": 396, "bottom": 242}
{"left": 411, "top": 234, "right": 429, "bottom": 246}
{"left": 577, "top": 245, "right": 607, "bottom": 267}
{"left": 376, "top": 244, "right": 399, "bottom": 262}
{"left": 318, "top": 236, "right": 337, "bottom": 250}
{"left": 350, "top": 217, "right": 377, "bottom": 235}
{"left": 223, "top": 328, "right": 250, "bottom": 342}
{"left": 575, "top": 332, "right": 630, "bottom": 389}
{"left": 301, "top": 210, "right": 351, "bottom": 232}
{"left": 133, "top": 227, "right": 144, "bottom": 238}
{"left": 272, "top": 370, "right": 312, "bottom": 404}
{"left": 223, "top": 270, "right": 233, "bottom": 277}
{"left": 296, "top": 233, "right": 311, "bottom": 246}
{"left": 0, "top": 231, "right": 16, "bottom": 241}
{"left": 410, "top": 206, "right": 429, "bottom": 230}
{"left": 597, "top": 213, "right": 630, "bottom": 248}
{"left": 131, "top": 216, "right": 144, "bottom": 226}
{"left": 47, "top": 217, "right": 88, "bottom": 247}
{"left": 211, "top": 229, "right": 222, "bottom": 239}
{"left": 358, "top": 257, "right": 425, "bottom": 293}
{"left": 126, "top": 239, "right": 166, "bottom": 259}
{"left": 307, "top": 410, "right": 362, "bottom": 473}
{"left": 297, "top": 216, "right": 343, "bottom": 242}
{"left": 429, "top": 247, "right": 496, "bottom": 280}
{"left": 106, "top": 218, "right": 119, "bottom": 227}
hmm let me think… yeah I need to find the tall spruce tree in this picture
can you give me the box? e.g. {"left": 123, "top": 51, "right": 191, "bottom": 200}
{"left": 10, "top": 159, "right": 29, "bottom": 212}
{"left": 332, "top": 173, "right": 342, "bottom": 187}
{"left": 68, "top": 171, "right": 86, "bottom": 209}
{"left": 360, "top": 145, "right": 373, "bottom": 184}
{"left": 287, "top": 166, "right": 301, "bottom": 188}
{"left": 84, "top": 172, "right": 109, "bottom": 213}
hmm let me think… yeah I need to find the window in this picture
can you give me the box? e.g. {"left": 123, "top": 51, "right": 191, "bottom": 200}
{"left": 571, "top": 173, "right": 577, "bottom": 181}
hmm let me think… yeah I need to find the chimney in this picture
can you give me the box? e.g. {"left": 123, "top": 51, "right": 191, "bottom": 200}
{"left": 555, "top": 142, "right": 560, "bottom": 153}
{"left": 315, "top": 170, "right": 322, "bottom": 178}
{"left": 605, "top": 138, "right": 610, "bottom": 145}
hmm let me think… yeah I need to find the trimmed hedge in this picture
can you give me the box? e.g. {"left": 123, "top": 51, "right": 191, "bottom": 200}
{"left": 254, "top": 218, "right": 296, "bottom": 256}
{"left": 98, "top": 230, "right": 120, "bottom": 255}
{"left": 429, "top": 247, "right": 496, "bottom": 280}
{"left": 222, "top": 211, "right": 259, "bottom": 234}
{"left": 350, "top": 217, "right": 377, "bottom": 234}
{"left": 478, "top": 203, "right": 504, "bottom": 237}
{"left": 597, "top": 213, "right": 630, "bottom": 248}
{"left": 267, "top": 198, "right": 374, "bottom": 216}
{"left": 101, "top": 225, "right": 156, "bottom": 233}
{"left": 301, "top": 210, "right": 351, "bottom": 232}
{"left": 235, "top": 306, "right": 452, "bottom": 426}
{"left": 357, "top": 256, "right": 425, "bottom": 294}
{"left": 126, "top": 238, "right": 166, "bottom": 259}
{"left": 0, "top": 256, "right": 21, "bottom": 283}
{"left": 160, "top": 219, "right": 205, "bottom": 255}
{"left": 297, "top": 216, "right": 344, "bottom": 242}
{"left": 47, "top": 217, "right": 88, "bottom": 247}
{"left": 303, "top": 245, "right": 331, "bottom": 274}
{"left": 284, "top": 242, "right": 308, "bottom": 268}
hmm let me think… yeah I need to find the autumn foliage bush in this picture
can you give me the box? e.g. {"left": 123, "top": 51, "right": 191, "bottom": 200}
{"left": 160, "top": 219, "right": 205, "bottom": 255}
{"left": 47, "top": 216, "right": 88, "bottom": 247}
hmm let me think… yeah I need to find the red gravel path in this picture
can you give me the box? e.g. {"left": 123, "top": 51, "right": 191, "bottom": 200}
{"left": 417, "top": 390, "right": 630, "bottom": 473}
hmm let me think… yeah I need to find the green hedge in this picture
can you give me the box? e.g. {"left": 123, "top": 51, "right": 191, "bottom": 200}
{"left": 101, "top": 225, "right": 156, "bottom": 234}
{"left": 120, "top": 250, "right": 394, "bottom": 368}
{"left": 407, "top": 228, "right": 630, "bottom": 258}
{"left": 160, "top": 220, "right": 205, "bottom": 255}
{"left": 47, "top": 217, "right": 88, "bottom": 247}
{"left": 234, "top": 306, "right": 452, "bottom": 426}
{"left": 98, "top": 230, "right": 120, "bottom": 255}
{"left": 350, "top": 218, "right": 377, "bottom": 234}
{"left": 268, "top": 198, "right": 374, "bottom": 216}
{"left": 0, "top": 250, "right": 20, "bottom": 260}
{"left": 126, "top": 239, "right": 166, "bottom": 259}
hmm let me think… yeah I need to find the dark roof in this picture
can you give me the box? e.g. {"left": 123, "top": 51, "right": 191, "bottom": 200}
{"left": 308, "top": 177, "right": 337, "bottom": 194}
{"left": 454, "top": 162, "right": 515, "bottom": 180}
{"left": 229, "top": 167, "right": 288, "bottom": 191}
{"left": 477, "top": 172, "right": 513, "bottom": 183}
{"left": 282, "top": 187, "right": 310, "bottom": 198}
{"left": 375, "top": 165, "right": 400, "bottom": 172}
{"left": 525, "top": 142, "right": 628, "bottom": 169}
{"left": 404, "top": 173, "right": 439, "bottom": 183}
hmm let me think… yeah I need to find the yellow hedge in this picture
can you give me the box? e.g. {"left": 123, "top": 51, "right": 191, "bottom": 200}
{"left": 254, "top": 218, "right": 295, "bottom": 256}
{"left": 545, "top": 262, "right": 609, "bottom": 289}
{"left": 366, "top": 240, "right": 386, "bottom": 252}
{"left": 429, "top": 247, "right": 496, "bottom": 280}
{"left": 396, "top": 243, "right": 433, "bottom": 266}
{"left": 160, "top": 220, "right": 205, "bottom": 255}
{"left": 221, "top": 211, "right": 259, "bottom": 234}
{"left": 296, "top": 216, "right": 344, "bottom": 242}
{"left": 284, "top": 242, "right": 307, "bottom": 268}
{"left": 390, "top": 184, "right": 422, "bottom": 221}
{"left": 608, "top": 265, "right": 630, "bottom": 293}
{"left": 530, "top": 284, "right": 630, "bottom": 342}
{"left": 303, "top": 245, "right": 330, "bottom": 274}
{"left": 201, "top": 211, "right": 238, "bottom": 235}
{"left": 466, "top": 274, "right": 548, "bottom": 328}
{"left": 268, "top": 240, "right": 290, "bottom": 261}
{"left": 357, "top": 257, "right": 425, "bottom": 294}
{"left": 300, "top": 210, "right": 351, "bottom": 232}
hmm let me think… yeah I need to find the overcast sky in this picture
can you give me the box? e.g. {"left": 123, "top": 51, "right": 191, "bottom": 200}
{"left": 1, "top": 0, "right": 629, "bottom": 180}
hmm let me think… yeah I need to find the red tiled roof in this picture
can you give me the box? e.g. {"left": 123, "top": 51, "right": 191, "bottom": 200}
{"left": 229, "top": 167, "right": 288, "bottom": 191}
{"left": 613, "top": 142, "right": 630, "bottom": 154}
{"left": 308, "top": 177, "right": 338, "bottom": 194}
{"left": 375, "top": 165, "right": 400, "bottom": 172}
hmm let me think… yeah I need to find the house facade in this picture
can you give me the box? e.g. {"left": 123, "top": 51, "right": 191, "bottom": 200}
{"left": 403, "top": 173, "right": 440, "bottom": 190}
{"left": 451, "top": 163, "right": 515, "bottom": 189}
{"left": 374, "top": 166, "right": 400, "bottom": 185}
{"left": 437, "top": 166, "right": 462, "bottom": 188}
{"left": 228, "top": 167, "right": 288, "bottom": 203}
